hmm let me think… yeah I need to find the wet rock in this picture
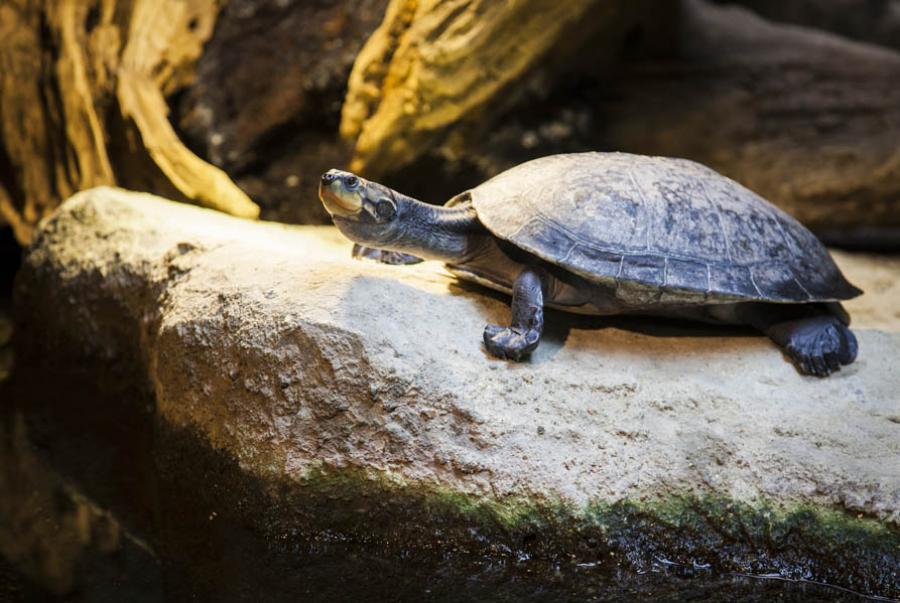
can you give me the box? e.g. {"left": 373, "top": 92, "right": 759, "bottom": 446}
{"left": 714, "top": 0, "right": 900, "bottom": 52}
{"left": 13, "top": 188, "right": 900, "bottom": 598}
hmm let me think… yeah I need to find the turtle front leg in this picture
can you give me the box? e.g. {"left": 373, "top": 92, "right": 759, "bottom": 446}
{"left": 483, "top": 267, "right": 545, "bottom": 361}
{"left": 352, "top": 244, "right": 423, "bottom": 265}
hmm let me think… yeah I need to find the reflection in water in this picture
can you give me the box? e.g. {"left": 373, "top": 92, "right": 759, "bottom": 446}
{"left": 0, "top": 408, "right": 161, "bottom": 601}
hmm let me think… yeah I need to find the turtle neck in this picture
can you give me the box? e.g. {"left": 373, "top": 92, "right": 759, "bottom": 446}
{"left": 384, "top": 194, "right": 486, "bottom": 263}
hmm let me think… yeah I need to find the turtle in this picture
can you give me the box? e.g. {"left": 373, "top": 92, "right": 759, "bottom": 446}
{"left": 318, "top": 152, "right": 861, "bottom": 376}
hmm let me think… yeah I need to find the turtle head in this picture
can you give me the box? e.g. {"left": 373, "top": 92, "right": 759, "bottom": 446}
{"left": 319, "top": 169, "right": 400, "bottom": 245}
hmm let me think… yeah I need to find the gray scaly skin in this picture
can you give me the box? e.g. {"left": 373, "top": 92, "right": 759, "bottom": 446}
{"left": 318, "top": 169, "right": 858, "bottom": 375}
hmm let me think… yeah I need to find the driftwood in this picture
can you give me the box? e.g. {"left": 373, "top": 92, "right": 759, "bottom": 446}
{"left": 176, "top": 0, "right": 389, "bottom": 225}
{"left": 0, "top": 0, "right": 258, "bottom": 245}
{"left": 341, "top": 0, "right": 664, "bottom": 178}
{"left": 6, "top": 0, "right": 892, "bottom": 238}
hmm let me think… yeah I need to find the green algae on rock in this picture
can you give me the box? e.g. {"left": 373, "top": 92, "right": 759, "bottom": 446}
{"left": 255, "top": 467, "right": 900, "bottom": 597}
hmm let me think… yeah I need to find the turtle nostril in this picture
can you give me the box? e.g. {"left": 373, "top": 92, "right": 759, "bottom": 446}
{"left": 321, "top": 172, "right": 336, "bottom": 184}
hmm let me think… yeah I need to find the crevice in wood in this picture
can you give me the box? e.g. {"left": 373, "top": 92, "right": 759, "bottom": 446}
{"left": 0, "top": 0, "right": 259, "bottom": 245}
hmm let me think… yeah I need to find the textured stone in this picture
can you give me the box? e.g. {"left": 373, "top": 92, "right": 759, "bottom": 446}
{"left": 13, "top": 188, "right": 900, "bottom": 597}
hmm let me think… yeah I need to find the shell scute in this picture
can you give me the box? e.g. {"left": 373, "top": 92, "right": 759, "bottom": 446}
{"left": 751, "top": 264, "right": 810, "bottom": 300}
{"left": 665, "top": 258, "right": 710, "bottom": 293}
{"left": 708, "top": 265, "right": 758, "bottom": 299}
{"left": 621, "top": 254, "right": 666, "bottom": 288}
{"left": 565, "top": 246, "right": 621, "bottom": 282}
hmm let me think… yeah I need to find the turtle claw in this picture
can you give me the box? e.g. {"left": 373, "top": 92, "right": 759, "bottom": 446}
{"left": 352, "top": 244, "right": 422, "bottom": 265}
{"left": 483, "top": 324, "right": 541, "bottom": 361}
{"left": 774, "top": 316, "right": 858, "bottom": 377}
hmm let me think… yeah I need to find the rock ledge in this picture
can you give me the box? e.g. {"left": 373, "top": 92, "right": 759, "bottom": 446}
{"left": 14, "top": 188, "right": 900, "bottom": 597}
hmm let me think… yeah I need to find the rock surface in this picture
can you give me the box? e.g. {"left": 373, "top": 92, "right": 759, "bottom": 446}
{"left": 716, "top": 0, "right": 900, "bottom": 52}
{"left": 13, "top": 188, "right": 900, "bottom": 597}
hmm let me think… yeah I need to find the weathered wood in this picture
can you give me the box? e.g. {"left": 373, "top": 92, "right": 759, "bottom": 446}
{"left": 341, "top": 0, "right": 661, "bottom": 177}
{"left": 0, "top": 0, "right": 259, "bottom": 245}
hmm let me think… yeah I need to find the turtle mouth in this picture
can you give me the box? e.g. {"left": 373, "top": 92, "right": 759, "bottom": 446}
{"left": 319, "top": 183, "right": 362, "bottom": 217}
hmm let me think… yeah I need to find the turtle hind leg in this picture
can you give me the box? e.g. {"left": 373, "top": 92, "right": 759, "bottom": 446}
{"left": 352, "top": 244, "right": 423, "bottom": 265}
{"left": 741, "top": 303, "right": 858, "bottom": 377}
{"left": 767, "top": 315, "right": 857, "bottom": 377}
{"left": 483, "top": 267, "right": 545, "bottom": 361}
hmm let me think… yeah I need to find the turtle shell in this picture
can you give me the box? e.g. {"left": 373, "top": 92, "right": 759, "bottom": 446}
{"left": 458, "top": 153, "right": 861, "bottom": 304}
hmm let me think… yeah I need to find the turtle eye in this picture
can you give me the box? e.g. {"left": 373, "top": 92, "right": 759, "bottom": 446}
{"left": 344, "top": 175, "right": 359, "bottom": 189}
